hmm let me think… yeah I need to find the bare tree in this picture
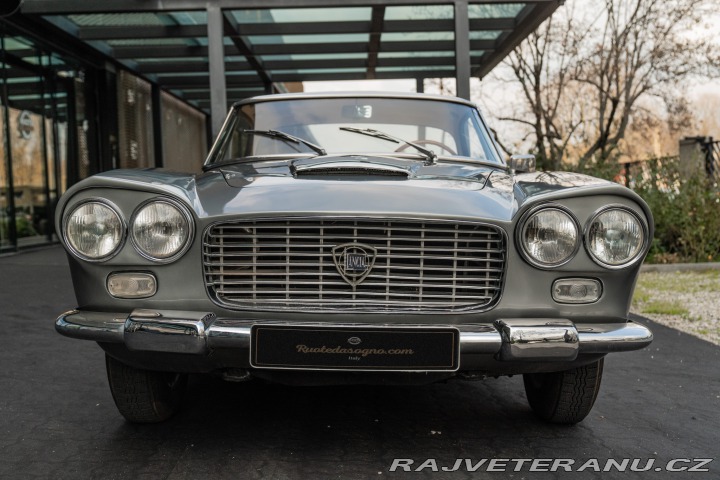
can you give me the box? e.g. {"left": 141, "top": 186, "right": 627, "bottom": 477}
{"left": 501, "top": 2, "right": 588, "bottom": 170}
{"left": 494, "top": 0, "right": 717, "bottom": 170}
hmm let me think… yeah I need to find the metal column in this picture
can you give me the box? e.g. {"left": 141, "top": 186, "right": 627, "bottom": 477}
{"left": 454, "top": 0, "right": 471, "bottom": 100}
{"left": 207, "top": 5, "right": 227, "bottom": 137}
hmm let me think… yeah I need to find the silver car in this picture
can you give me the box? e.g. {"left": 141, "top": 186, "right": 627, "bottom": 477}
{"left": 55, "top": 92, "right": 653, "bottom": 424}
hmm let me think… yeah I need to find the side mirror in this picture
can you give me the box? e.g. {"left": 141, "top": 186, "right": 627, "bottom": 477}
{"left": 509, "top": 154, "right": 536, "bottom": 173}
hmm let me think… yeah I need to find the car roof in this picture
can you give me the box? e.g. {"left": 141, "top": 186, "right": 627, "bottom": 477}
{"left": 231, "top": 91, "right": 477, "bottom": 109}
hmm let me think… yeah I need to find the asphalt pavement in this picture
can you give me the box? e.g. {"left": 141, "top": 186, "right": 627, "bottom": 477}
{"left": 0, "top": 246, "right": 718, "bottom": 480}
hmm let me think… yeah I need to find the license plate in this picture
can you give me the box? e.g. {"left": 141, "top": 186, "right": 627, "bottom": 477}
{"left": 250, "top": 325, "right": 459, "bottom": 371}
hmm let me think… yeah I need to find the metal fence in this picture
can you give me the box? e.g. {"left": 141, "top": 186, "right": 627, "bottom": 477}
{"left": 704, "top": 140, "right": 720, "bottom": 181}
{"left": 619, "top": 137, "right": 720, "bottom": 189}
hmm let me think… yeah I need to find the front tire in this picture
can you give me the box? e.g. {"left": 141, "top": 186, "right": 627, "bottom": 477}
{"left": 523, "top": 359, "right": 604, "bottom": 424}
{"left": 105, "top": 354, "right": 187, "bottom": 423}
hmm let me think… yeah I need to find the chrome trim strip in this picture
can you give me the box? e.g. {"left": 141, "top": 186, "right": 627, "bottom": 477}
{"left": 578, "top": 321, "right": 653, "bottom": 352}
{"left": 55, "top": 309, "right": 653, "bottom": 358}
{"left": 124, "top": 309, "right": 215, "bottom": 354}
{"left": 55, "top": 310, "right": 125, "bottom": 343}
{"left": 495, "top": 319, "right": 580, "bottom": 361}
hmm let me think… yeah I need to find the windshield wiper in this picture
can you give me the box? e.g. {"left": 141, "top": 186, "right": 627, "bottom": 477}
{"left": 243, "top": 129, "right": 327, "bottom": 156}
{"left": 339, "top": 127, "right": 437, "bottom": 165}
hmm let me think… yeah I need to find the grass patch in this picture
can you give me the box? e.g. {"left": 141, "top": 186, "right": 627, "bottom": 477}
{"left": 635, "top": 271, "right": 720, "bottom": 295}
{"left": 641, "top": 300, "right": 689, "bottom": 316}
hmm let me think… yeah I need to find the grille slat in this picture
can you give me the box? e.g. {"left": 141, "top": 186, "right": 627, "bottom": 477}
{"left": 203, "top": 218, "right": 505, "bottom": 313}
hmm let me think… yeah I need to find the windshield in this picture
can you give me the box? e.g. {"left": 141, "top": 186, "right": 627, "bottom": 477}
{"left": 206, "top": 96, "right": 503, "bottom": 166}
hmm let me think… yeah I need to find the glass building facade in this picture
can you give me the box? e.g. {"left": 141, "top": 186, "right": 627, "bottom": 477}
{"left": 1, "top": 25, "right": 79, "bottom": 251}
{"left": 0, "top": 19, "right": 207, "bottom": 253}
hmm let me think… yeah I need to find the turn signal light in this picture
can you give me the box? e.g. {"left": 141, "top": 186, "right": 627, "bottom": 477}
{"left": 107, "top": 272, "right": 157, "bottom": 299}
{"left": 552, "top": 278, "right": 601, "bottom": 304}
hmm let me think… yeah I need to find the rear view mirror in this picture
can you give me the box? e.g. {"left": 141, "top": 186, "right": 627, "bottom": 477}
{"left": 341, "top": 105, "right": 373, "bottom": 119}
{"left": 509, "top": 154, "right": 536, "bottom": 173}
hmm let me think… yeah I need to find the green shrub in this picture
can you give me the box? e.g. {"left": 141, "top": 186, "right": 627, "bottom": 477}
{"left": 592, "top": 158, "right": 720, "bottom": 263}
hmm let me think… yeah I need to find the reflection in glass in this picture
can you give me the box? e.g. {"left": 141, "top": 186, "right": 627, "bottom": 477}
{"left": 6, "top": 63, "right": 50, "bottom": 246}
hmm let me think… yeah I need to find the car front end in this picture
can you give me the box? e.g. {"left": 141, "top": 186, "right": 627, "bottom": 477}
{"left": 54, "top": 93, "right": 653, "bottom": 423}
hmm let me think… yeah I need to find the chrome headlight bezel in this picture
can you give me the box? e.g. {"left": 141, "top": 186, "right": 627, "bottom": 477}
{"left": 517, "top": 204, "right": 581, "bottom": 269}
{"left": 584, "top": 205, "right": 648, "bottom": 269}
{"left": 129, "top": 197, "right": 195, "bottom": 263}
{"left": 62, "top": 199, "right": 127, "bottom": 262}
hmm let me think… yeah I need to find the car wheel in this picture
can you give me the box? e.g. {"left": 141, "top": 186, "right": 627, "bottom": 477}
{"left": 105, "top": 354, "right": 188, "bottom": 423}
{"left": 523, "top": 358, "right": 603, "bottom": 424}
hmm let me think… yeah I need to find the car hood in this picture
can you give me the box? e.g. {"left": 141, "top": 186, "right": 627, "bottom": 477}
{"left": 218, "top": 155, "right": 495, "bottom": 186}
{"left": 56, "top": 158, "right": 649, "bottom": 228}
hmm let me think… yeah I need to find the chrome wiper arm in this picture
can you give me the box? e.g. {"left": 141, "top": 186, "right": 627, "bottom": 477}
{"left": 339, "top": 126, "right": 437, "bottom": 165}
{"left": 243, "top": 129, "right": 327, "bottom": 156}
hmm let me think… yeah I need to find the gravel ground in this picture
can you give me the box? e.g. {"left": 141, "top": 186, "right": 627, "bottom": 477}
{"left": 632, "top": 269, "right": 720, "bottom": 345}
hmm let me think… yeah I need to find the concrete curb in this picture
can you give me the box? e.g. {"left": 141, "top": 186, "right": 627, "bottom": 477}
{"left": 640, "top": 262, "right": 720, "bottom": 273}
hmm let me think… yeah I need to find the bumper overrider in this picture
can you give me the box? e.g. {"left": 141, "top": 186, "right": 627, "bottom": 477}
{"left": 56, "top": 309, "right": 652, "bottom": 374}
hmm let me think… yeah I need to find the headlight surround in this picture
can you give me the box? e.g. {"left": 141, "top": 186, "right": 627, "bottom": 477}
{"left": 585, "top": 207, "right": 646, "bottom": 268}
{"left": 63, "top": 200, "right": 125, "bottom": 261}
{"left": 130, "top": 198, "right": 193, "bottom": 262}
{"left": 519, "top": 206, "right": 580, "bottom": 268}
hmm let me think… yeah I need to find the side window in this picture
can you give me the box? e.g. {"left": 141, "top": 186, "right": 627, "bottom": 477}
{"left": 466, "top": 117, "right": 488, "bottom": 161}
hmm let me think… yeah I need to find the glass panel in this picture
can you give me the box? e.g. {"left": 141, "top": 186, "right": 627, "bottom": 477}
{"left": 161, "top": 91, "right": 207, "bottom": 173}
{"left": 68, "top": 13, "right": 166, "bottom": 27}
{"left": 233, "top": 8, "right": 372, "bottom": 24}
{"left": 247, "top": 33, "right": 369, "bottom": 45}
{"left": 74, "top": 77, "right": 91, "bottom": 180}
{"left": 376, "top": 66, "right": 452, "bottom": 73}
{"left": 270, "top": 68, "right": 366, "bottom": 75}
{"left": 379, "top": 51, "right": 454, "bottom": 59}
{"left": 167, "top": 12, "right": 207, "bottom": 25}
{"left": 470, "top": 31, "right": 502, "bottom": 40}
{"left": 384, "top": 5, "right": 454, "bottom": 20}
{"left": 117, "top": 71, "right": 155, "bottom": 169}
{"left": 106, "top": 38, "right": 191, "bottom": 46}
{"left": 209, "top": 97, "right": 502, "bottom": 164}
{"left": 137, "top": 56, "right": 209, "bottom": 63}
{"left": 468, "top": 3, "right": 527, "bottom": 18}
{"left": 0, "top": 84, "right": 9, "bottom": 249}
{"left": 382, "top": 32, "right": 454, "bottom": 42}
{"left": 261, "top": 53, "right": 368, "bottom": 61}
{"left": 5, "top": 63, "right": 50, "bottom": 247}
{"left": 4, "top": 35, "right": 38, "bottom": 63}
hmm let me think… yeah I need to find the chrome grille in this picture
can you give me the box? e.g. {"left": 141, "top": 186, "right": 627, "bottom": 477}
{"left": 203, "top": 218, "right": 505, "bottom": 313}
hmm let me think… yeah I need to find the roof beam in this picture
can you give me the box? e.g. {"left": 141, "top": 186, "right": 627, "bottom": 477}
{"left": 105, "top": 40, "right": 496, "bottom": 59}
{"left": 472, "top": 1, "right": 561, "bottom": 78}
{"left": 23, "top": 0, "right": 557, "bottom": 14}
{"left": 156, "top": 75, "right": 264, "bottom": 88}
{"left": 455, "top": 0, "right": 471, "bottom": 100}
{"left": 365, "top": 6, "right": 385, "bottom": 79}
{"left": 207, "top": 4, "right": 228, "bottom": 136}
{"left": 78, "top": 24, "right": 207, "bottom": 40}
{"left": 222, "top": 11, "right": 272, "bottom": 88}
{"left": 67, "top": 18, "right": 516, "bottom": 41}
{"left": 136, "top": 61, "right": 252, "bottom": 74}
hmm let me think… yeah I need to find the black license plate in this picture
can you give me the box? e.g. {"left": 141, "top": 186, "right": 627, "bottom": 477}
{"left": 251, "top": 325, "right": 459, "bottom": 371}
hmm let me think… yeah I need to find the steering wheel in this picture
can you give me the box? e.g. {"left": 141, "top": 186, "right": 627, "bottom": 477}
{"left": 394, "top": 139, "right": 457, "bottom": 156}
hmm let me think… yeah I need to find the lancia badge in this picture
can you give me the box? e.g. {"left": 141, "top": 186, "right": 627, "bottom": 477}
{"left": 332, "top": 243, "right": 377, "bottom": 286}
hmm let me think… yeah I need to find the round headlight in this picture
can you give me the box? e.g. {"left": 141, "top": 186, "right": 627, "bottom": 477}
{"left": 64, "top": 201, "right": 124, "bottom": 261}
{"left": 520, "top": 207, "right": 579, "bottom": 267}
{"left": 586, "top": 208, "right": 645, "bottom": 268}
{"left": 131, "top": 199, "right": 192, "bottom": 262}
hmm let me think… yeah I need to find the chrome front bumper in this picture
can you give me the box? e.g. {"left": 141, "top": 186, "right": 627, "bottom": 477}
{"left": 56, "top": 309, "right": 653, "bottom": 363}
